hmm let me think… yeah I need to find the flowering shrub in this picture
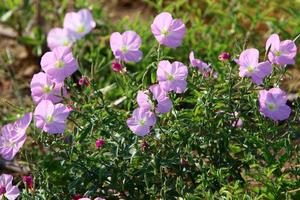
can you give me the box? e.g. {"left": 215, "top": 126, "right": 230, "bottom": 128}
{"left": 1, "top": 1, "right": 300, "bottom": 199}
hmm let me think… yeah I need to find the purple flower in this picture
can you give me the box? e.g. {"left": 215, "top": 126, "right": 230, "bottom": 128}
{"left": 126, "top": 107, "right": 156, "bottom": 136}
{"left": 232, "top": 112, "right": 243, "bottom": 128}
{"left": 157, "top": 60, "right": 188, "bottom": 93}
{"left": 189, "top": 51, "right": 211, "bottom": 74}
{"left": 41, "top": 46, "right": 78, "bottom": 82}
{"left": 218, "top": 52, "right": 231, "bottom": 61}
{"left": 266, "top": 33, "right": 297, "bottom": 65}
{"left": 0, "top": 112, "right": 32, "bottom": 161}
{"left": 151, "top": 12, "right": 186, "bottom": 48}
{"left": 259, "top": 88, "right": 291, "bottom": 121}
{"left": 95, "top": 139, "right": 105, "bottom": 149}
{"left": 34, "top": 100, "right": 70, "bottom": 134}
{"left": 30, "top": 72, "right": 67, "bottom": 104}
{"left": 137, "top": 85, "right": 173, "bottom": 114}
{"left": 110, "top": 31, "right": 143, "bottom": 63}
{"left": 236, "top": 48, "right": 272, "bottom": 85}
{"left": 0, "top": 174, "right": 20, "bottom": 200}
{"left": 47, "top": 28, "right": 75, "bottom": 50}
{"left": 137, "top": 90, "right": 153, "bottom": 111}
{"left": 63, "top": 9, "right": 96, "bottom": 39}
{"left": 149, "top": 84, "right": 172, "bottom": 114}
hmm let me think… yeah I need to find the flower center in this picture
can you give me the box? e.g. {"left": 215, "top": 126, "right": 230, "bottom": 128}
{"left": 55, "top": 60, "right": 64, "bottom": 69}
{"left": 0, "top": 186, "right": 6, "bottom": 194}
{"left": 77, "top": 25, "right": 85, "bottom": 33}
{"left": 63, "top": 40, "right": 69, "bottom": 46}
{"left": 161, "top": 28, "right": 169, "bottom": 36}
{"left": 121, "top": 46, "right": 128, "bottom": 53}
{"left": 4, "top": 140, "right": 15, "bottom": 148}
{"left": 46, "top": 115, "right": 54, "bottom": 123}
{"left": 167, "top": 74, "right": 174, "bottom": 81}
{"left": 138, "top": 119, "right": 146, "bottom": 126}
{"left": 267, "top": 103, "right": 277, "bottom": 111}
{"left": 247, "top": 65, "right": 255, "bottom": 73}
{"left": 275, "top": 50, "right": 281, "bottom": 56}
{"left": 43, "top": 85, "right": 52, "bottom": 93}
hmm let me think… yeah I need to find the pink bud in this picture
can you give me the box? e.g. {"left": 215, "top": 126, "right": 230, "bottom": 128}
{"left": 218, "top": 52, "right": 231, "bottom": 61}
{"left": 111, "top": 60, "right": 123, "bottom": 72}
{"left": 141, "top": 140, "right": 149, "bottom": 151}
{"left": 73, "top": 194, "right": 82, "bottom": 200}
{"left": 23, "top": 175, "right": 33, "bottom": 189}
{"left": 95, "top": 139, "right": 105, "bottom": 149}
{"left": 78, "top": 76, "right": 90, "bottom": 86}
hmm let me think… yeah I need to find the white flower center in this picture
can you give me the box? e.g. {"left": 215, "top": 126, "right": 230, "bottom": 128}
{"left": 167, "top": 74, "right": 174, "bottom": 81}
{"left": 55, "top": 60, "right": 64, "bottom": 69}
{"left": 46, "top": 115, "right": 54, "bottom": 123}
{"left": 63, "top": 40, "right": 69, "bottom": 46}
{"left": 275, "top": 50, "right": 281, "bottom": 56}
{"left": 161, "top": 28, "right": 169, "bottom": 36}
{"left": 267, "top": 103, "right": 277, "bottom": 111}
{"left": 77, "top": 25, "right": 85, "bottom": 33}
{"left": 121, "top": 46, "right": 128, "bottom": 53}
{"left": 247, "top": 65, "right": 255, "bottom": 73}
{"left": 43, "top": 85, "right": 52, "bottom": 93}
{"left": 138, "top": 119, "right": 146, "bottom": 126}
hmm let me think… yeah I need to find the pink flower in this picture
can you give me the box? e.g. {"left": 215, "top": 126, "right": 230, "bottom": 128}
{"left": 151, "top": 12, "right": 186, "bottom": 48}
{"left": 189, "top": 51, "right": 211, "bottom": 74}
{"left": 0, "top": 112, "right": 32, "bottom": 160}
{"left": 266, "top": 33, "right": 297, "bottom": 65}
{"left": 149, "top": 84, "right": 172, "bottom": 113}
{"left": 47, "top": 28, "right": 75, "bottom": 50}
{"left": 136, "top": 90, "right": 153, "bottom": 111}
{"left": 30, "top": 72, "right": 67, "bottom": 104}
{"left": 157, "top": 60, "right": 188, "bottom": 93}
{"left": 126, "top": 107, "right": 156, "bottom": 136}
{"left": 78, "top": 76, "right": 90, "bottom": 86}
{"left": 259, "top": 88, "right": 291, "bottom": 121}
{"left": 218, "top": 52, "right": 231, "bottom": 61}
{"left": 95, "top": 139, "right": 105, "bottom": 149}
{"left": 137, "top": 84, "right": 173, "bottom": 114}
{"left": 236, "top": 48, "right": 272, "bottom": 85}
{"left": 111, "top": 60, "right": 123, "bottom": 72}
{"left": 110, "top": 31, "right": 143, "bottom": 63}
{"left": 63, "top": 9, "right": 96, "bottom": 39}
{"left": 232, "top": 112, "right": 243, "bottom": 128}
{"left": 23, "top": 175, "right": 33, "bottom": 189}
{"left": 0, "top": 174, "right": 20, "bottom": 200}
{"left": 34, "top": 100, "right": 70, "bottom": 134}
{"left": 41, "top": 46, "right": 78, "bottom": 82}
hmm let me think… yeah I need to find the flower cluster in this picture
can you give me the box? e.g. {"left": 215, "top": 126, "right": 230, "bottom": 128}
{"left": 30, "top": 9, "right": 96, "bottom": 134}
{"left": 0, "top": 9, "right": 96, "bottom": 199}
{"left": 110, "top": 12, "right": 187, "bottom": 136}
{"left": 47, "top": 9, "right": 96, "bottom": 49}
{"left": 236, "top": 33, "right": 296, "bottom": 121}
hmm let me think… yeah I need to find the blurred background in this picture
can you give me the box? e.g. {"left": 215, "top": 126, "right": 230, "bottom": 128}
{"left": 1, "top": 0, "right": 300, "bottom": 120}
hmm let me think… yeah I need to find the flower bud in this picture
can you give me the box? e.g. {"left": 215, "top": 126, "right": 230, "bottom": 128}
{"left": 218, "top": 52, "right": 231, "bottom": 61}
{"left": 111, "top": 60, "right": 123, "bottom": 72}
{"left": 95, "top": 139, "right": 105, "bottom": 149}
{"left": 23, "top": 175, "right": 33, "bottom": 189}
